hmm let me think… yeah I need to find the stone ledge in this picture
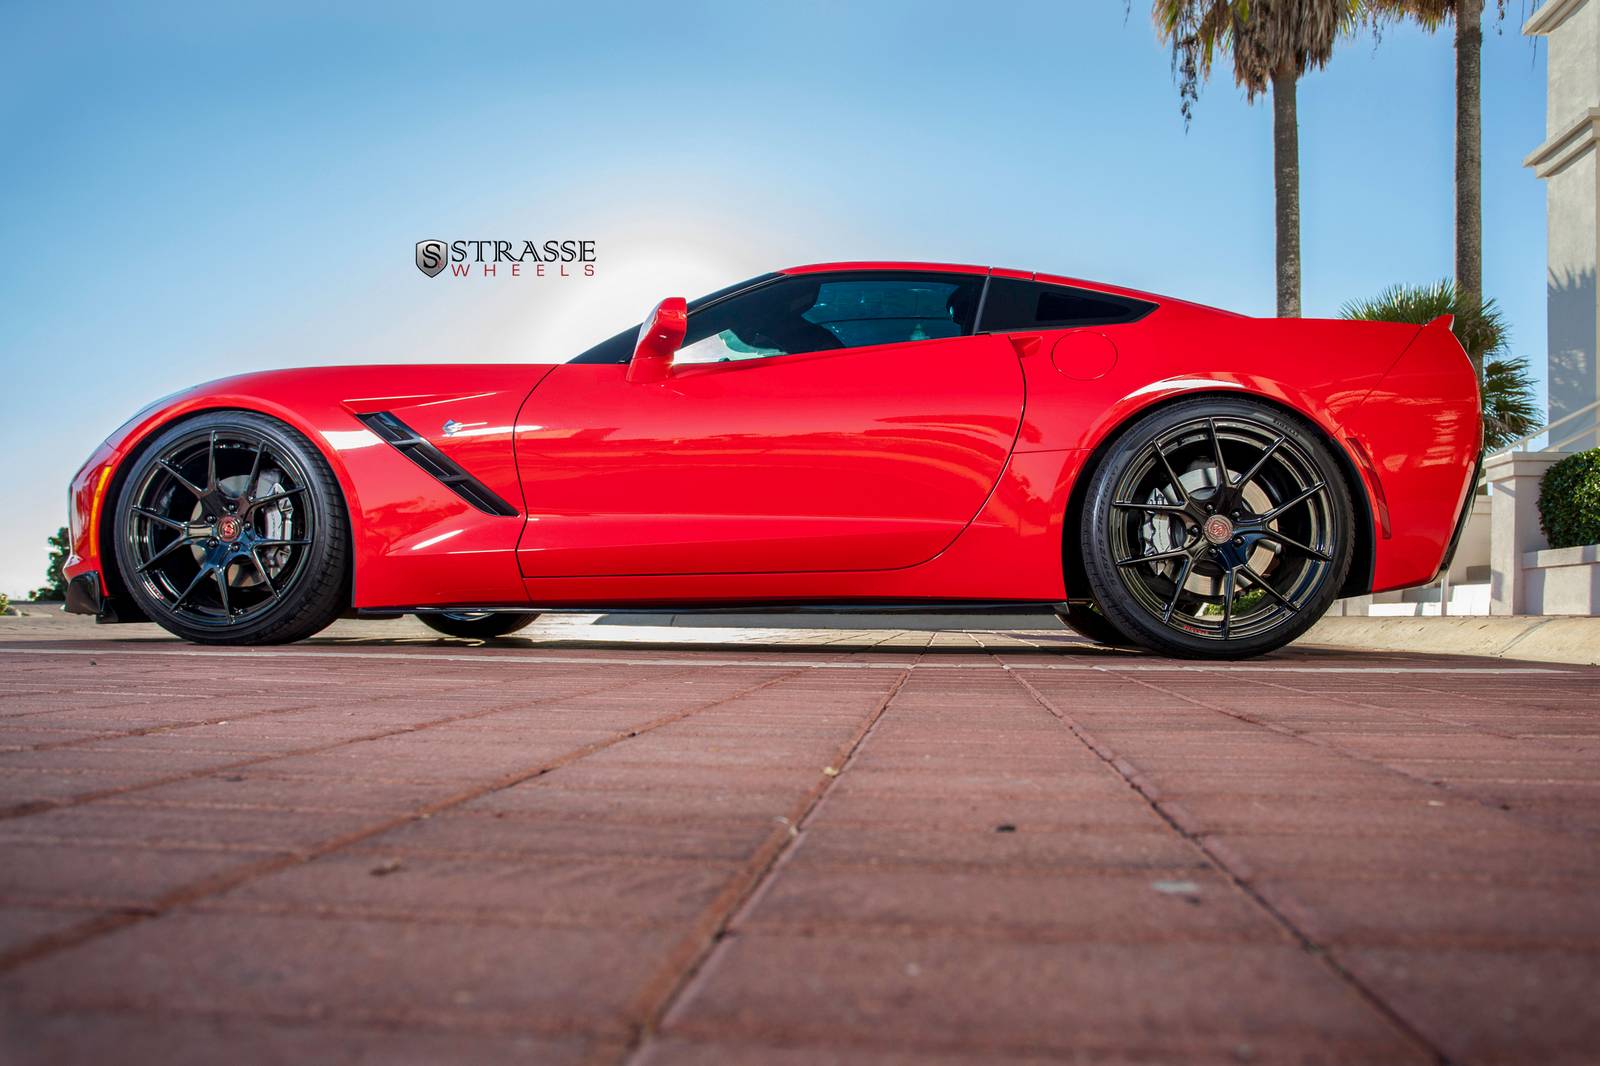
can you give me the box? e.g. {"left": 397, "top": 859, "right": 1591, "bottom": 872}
{"left": 1302, "top": 615, "right": 1600, "bottom": 666}
{"left": 1523, "top": 542, "right": 1600, "bottom": 569}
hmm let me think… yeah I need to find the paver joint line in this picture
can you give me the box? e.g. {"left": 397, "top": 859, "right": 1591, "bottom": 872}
{"left": 1127, "top": 669, "right": 1593, "bottom": 844}
{"left": 618, "top": 665, "right": 914, "bottom": 1065}
{"left": 1004, "top": 665, "right": 1451, "bottom": 1066}
{"left": 0, "top": 667, "right": 803, "bottom": 976}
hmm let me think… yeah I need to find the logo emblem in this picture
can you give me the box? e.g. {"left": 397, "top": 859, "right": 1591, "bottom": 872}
{"left": 416, "top": 239, "right": 448, "bottom": 278}
{"left": 1202, "top": 514, "right": 1234, "bottom": 545}
{"left": 217, "top": 514, "right": 245, "bottom": 543}
{"left": 442, "top": 419, "right": 463, "bottom": 437}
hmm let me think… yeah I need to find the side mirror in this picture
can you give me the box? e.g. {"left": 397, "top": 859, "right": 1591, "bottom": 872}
{"left": 626, "top": 297, "right": 688, "bottom": 383}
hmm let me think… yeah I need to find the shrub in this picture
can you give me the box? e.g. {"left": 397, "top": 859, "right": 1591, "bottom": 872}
{"left": 1538, "top": 448, "right": 1600, "bottom": 549}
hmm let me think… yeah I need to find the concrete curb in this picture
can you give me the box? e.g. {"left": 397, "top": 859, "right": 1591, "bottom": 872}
{"left": 1302, "top": 615, "right": 1600, "bottom": 666}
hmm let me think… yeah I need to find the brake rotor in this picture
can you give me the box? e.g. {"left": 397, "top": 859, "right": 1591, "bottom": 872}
{"left": 1139, "top": 465, "right": 1279, "bottom": 600}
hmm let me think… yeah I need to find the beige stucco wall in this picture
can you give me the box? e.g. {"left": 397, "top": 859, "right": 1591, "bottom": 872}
{"left": 1528, "top": 0, "right": 1600, "bottom": 450}
{"left": 1545, "top": 0, "right": 1597, "bottom": 136}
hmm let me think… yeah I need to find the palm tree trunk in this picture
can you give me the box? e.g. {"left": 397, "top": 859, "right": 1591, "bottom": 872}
{"left": 1455, "top": 0, "right": 1484, "bottom": 361}
{"left": 1271, "top": 63, "right": 1301, "bottom": 318}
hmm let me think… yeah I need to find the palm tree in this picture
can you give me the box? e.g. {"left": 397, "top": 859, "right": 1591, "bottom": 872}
{"left": 1154, "top": 0, "right": 1363, "bottom": 317}
{"left": 1340, "top": 279, "right": 1541, "bottom": 452}
{"left": 1366, "top": 1, "right": 1507, "bottom": 328}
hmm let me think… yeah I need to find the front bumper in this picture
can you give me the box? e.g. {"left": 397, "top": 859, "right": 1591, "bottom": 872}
{"left": 64, "top": 571, "right": 146, "bottom": 624}
{"left": 64, "top": 572, "right": 104, "bottom": 616}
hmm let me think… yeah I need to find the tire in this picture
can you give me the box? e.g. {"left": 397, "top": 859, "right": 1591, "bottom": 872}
{"left": 1079, "top": 397, "right": 1353, "bottom": 659}
{"left": 417, "top": 612, "right": 538, "bottom": 640}
{"left": 1055, "top": 603, "right": 1135, "bottom": 647}
{"left": 113, "top": 411, "right": 349, "bottom": 645}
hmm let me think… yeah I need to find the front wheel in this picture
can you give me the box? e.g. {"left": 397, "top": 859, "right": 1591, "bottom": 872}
{"left": 113, "top": 411, "right": 349, "bottom": 645}
{"left": 1055, "top": 603, "right": 1134, "bottom": 647}
{"left": 417, "top": 612, "right": 538, "bottom": 640}
{"left": 1080, "top": 398, "right": 1353, "bottom": 659}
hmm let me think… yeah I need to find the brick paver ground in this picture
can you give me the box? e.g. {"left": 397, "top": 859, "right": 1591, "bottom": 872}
{"left": 0, "top": 612, "right": 1596, "bottom": 1064}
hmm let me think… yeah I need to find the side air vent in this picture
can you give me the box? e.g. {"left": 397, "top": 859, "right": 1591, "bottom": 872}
{"left": 355, "top": 412, "right": 519, "bottom": 517}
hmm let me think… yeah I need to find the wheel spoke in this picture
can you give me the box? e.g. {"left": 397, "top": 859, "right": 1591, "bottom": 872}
{"left": 170, "top": 566, "right": 211, "bottom": 610}
{"left": 1112, "top": 500, "right": 1189, "bottom": 515}
{"left": 1208, "top": 418, "right": 1229, "bottom": 488}
{"left": 1235, "top": 434, "right": 1286, "bottom": 492}
{"left": 247, "top": 486, "right": 307, "bottom": 511}
{"left": 1241, "top": 564, "right": 1300, "bottom": 612}
{"left": 245, "top": 440, "right": 265, "bottom": 499}
{"left": 157, "top": 460, "right": 207, "bottom": 500}
{"left": 250, "top": 548, "right": 279, "bottom": 600}
{"left": 136, "top": 535, "right": 200, "bottom": 572}
{"left": 207, "top": 431, "right": 219, "bottom": 493}
{"left": 1256, "top": 528, "right": 1331, "bottom": 562}
{"left": 1153, "top": 440, "right": 1188, "bottom": 504}
{"left": 132, "top": 506, "right": 187, "bottom": 531}
{"left": 1115, "top": 548, "right": 1191, "bottom": 567}
{"left": 214, "top": 564, "right": 232, "bottom": 617}
{"left": 1162, "top": 554, "right": 1194, "bottom": 623}
{"left": 1220, "top": 567, "right": 1236, "bottom": 639}
{"left": 254, "top": 537, "right": 311, "bottom": 548}
{"left": 1262, "top": 481, "right": 1325, "bottom": 521}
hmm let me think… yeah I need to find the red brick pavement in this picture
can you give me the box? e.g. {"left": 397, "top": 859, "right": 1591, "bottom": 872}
{"left": 0, "top": 618, "right": 1597, "bottom": 1063}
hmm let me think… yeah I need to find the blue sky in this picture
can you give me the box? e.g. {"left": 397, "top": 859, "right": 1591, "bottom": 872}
{"left": 0, "top": 1, "right": 1550, "bottom": 596}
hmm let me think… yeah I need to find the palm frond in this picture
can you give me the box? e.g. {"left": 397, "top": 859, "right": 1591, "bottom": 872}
{"left": 1339, "top": 278, "right": 1506, "bottom": 366}
{"left": 1482, "top": 355, "right": 1542, "bottom": 452}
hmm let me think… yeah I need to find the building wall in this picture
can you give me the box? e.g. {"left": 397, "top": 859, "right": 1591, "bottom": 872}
{"left": 1545, "top": 0, "right": 1597, "bottom": 135}
{"left": 1547, "top": 148, "right": 1597, "bottom": 448}
{"left": 1528, "top": 0, "right": 1600, "bottom": 450}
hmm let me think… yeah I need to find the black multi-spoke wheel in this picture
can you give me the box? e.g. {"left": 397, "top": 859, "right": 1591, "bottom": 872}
{"left": 417, "top": 612, "right": 538, "bottom": 640}
{"left": 1080, "top": 398, "right": 1353, "bottom": 659}
{"left": 113, "top": 412, "right": 348, "bottom": 645}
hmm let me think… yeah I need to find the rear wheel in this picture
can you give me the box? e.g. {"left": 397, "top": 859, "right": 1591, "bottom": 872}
{"left": 1080, "top": 398, "right": 1353, "bottom": 659}
{"left": 417, "top": 612, "right": 538, "bottom": 640}
{"left": 113, "top": 412, "right": 348, "bottom": 645}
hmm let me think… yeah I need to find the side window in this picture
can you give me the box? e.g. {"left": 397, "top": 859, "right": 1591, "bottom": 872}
{"left": 568, "top": 272, "right": 780, "bottom": 364}
{"left": 977, "top": 277, "right": 1155, "bottom": 332}
{"left": 675, "top": 272, "right": 983, "bottom": 366}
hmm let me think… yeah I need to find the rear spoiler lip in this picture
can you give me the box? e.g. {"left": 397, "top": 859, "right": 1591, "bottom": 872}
{"left": 1333, "top": 310, "right": 1475, "bottom": 430}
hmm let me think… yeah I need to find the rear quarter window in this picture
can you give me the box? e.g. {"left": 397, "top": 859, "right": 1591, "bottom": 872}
{"left": 978, "top": 277, "right": 1155, "bottom": 332}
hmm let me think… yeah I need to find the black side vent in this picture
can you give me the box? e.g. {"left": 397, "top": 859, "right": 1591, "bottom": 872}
{"left": 355, "top": 412, "right": 520, "bottom": 517}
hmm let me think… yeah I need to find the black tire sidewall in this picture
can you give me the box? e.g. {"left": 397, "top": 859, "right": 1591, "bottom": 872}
{"left": 417, "top": 613, "right": 537, "bottom": 639}
{"left": 1055, "top": 603, "right": 1134, "bottom": 647}
{"left": 1079, "top": 397, "right": 1354, "bottom": 660}
{"left": 113, "top": 411, "right": 349, "bottom": 645}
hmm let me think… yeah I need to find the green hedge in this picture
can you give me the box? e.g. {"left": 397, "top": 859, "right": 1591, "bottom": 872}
{"left": 1538, "top": 448, "right": 1600, "bottom": 549}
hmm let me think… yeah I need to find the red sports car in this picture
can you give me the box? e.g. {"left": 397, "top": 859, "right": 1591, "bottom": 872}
{"left": 62, "top": 261, "right": 1480, "bottom": 658}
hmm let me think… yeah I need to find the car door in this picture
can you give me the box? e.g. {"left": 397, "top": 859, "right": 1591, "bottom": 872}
{"left": 513, "top": 271, "right": 1025, "bottom": 578}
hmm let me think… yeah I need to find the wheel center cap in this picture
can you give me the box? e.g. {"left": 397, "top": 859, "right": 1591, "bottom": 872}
{"left": 1202, "top": 514, "right": 1234, "bottom": 545}
{"left": 216, "top": 514, "right": 244, "bottom": 543}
